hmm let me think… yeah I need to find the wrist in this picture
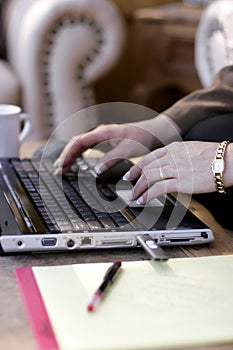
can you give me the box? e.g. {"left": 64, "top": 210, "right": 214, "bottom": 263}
{"left": 211, "top": 141, "right": 230, "bottom": 193}
{"left": 223, "top": 142, "right": 233, "bottom": 189}
{"left": 145, "top": 114, "right": 182, "bottom": 148}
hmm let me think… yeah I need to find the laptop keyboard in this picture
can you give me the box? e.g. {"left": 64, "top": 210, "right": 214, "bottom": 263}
{"left": 11, "top": 158, "right": 135, "bottom": 233}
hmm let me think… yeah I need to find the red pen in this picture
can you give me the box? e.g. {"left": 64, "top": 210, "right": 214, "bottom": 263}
{"left": 87, "top": 260, "right": 122, "bottom": 312}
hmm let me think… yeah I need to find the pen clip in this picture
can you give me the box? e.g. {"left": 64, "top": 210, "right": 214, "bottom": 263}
{"left": 103, "top": 265, "right": 113, "bottom": 279}
{"left": 103, "top": 260, "right": 122, "bottom": 281}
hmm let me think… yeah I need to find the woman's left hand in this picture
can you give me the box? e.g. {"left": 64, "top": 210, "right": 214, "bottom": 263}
{"left": 123, "top": 141, "right": 230, "bottom": 204}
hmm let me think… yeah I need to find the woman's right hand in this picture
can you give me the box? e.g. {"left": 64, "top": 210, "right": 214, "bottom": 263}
{"left": 54, "top": 121, "right": 157, "bottom": 174}
{"left": 53, "top": 114, "right": 181, "bottom": 175}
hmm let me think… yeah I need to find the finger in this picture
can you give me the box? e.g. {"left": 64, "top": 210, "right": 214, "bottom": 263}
{"left": 130, "top": 166, "right": 163, "bottom": 200}
{"left": 136, "top": 178, "right": 178, "bottom": 205}
{"left": 130, "top": 173, "right": 148, "bottom": 200}
{"left": 130, "top": 164, "right": 176, "bottom": 200}
{"left": 95, "top": 138, "right": 145, "bottom": 175}
{"left": 53, "top": 136, "right": 81, "bottom": 174}
{"left": 137, "top": 147, "right": 167, "bottom": 169}
{"left": 94, "top": 147, "right": 129, "bottom": 174}
{"left": 123, "top": 163, "right": 142, "bottom": 182}
{"left": 123, "top": 154, "right": 169, "bottom": 183}
{"left": 54, "top": 124, "right": 123, "bottom": 173}
{"left": 123, "top": 147, "right": 168, "bottom": 182}
{"left": 123, "top": 155, "right": 160, "bottom": 182}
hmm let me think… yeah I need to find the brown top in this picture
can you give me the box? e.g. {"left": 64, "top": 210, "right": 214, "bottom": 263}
{"left": 164, "top": 65, "right": 233, "bottom": 134}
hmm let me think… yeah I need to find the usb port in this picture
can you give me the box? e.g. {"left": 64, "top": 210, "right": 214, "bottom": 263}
{"left": 41, "top": 238, "right": 57, "bottom": 246}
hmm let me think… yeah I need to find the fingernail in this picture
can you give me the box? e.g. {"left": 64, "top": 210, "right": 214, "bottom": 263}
{"left": 123, "top": 171, "right": 130, "bottom": 181}
{"left": 94, "top": 163, "right": 107, "bottom": 175}
{"left": 54, "top": 167, "right": 62, "bottom": 176}
{"left": 53, "top": 157, "right": 63, "bottom": 168}
{"left": 136, "top": 196, "right": 144, "bottom": 205}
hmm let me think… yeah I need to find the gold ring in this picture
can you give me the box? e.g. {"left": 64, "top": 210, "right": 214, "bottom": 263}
{"left": 159, "top": 167, "right": 165, "bottom": 180}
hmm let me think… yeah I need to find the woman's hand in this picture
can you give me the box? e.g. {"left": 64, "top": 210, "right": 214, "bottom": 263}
{"left": 54, "top": 123, "right": 154, "bottom": 174}
{"left": 123, "top": 141, "right": 233, "bottom": 204}
{"left": 54, "top": 114, "right": 181, "bottom": 174}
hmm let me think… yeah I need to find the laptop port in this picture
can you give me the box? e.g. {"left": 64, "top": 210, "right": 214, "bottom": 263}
{"left": 66, "top": 239, "right": 75, "bottom": 248}
{"left": 41, "top": 238, "right": 57, "bottom": 246}
{"left": 80, "top": 237, "right": 92, "bottom": 246}
{"left": 99, "top": 239, "right": 135, "bottom": 247}
{"left": 201, "top": 232, "right": 208, "bottom": 239}
{"left": 168, "top": 238, "right": 191, "bottom": 243}
{"left": 17, "top": 240, "right": 25, "bottom": 248}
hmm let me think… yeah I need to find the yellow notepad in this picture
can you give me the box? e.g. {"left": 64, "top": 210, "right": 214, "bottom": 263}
{"left": 16, "top": 255, "right": 233, "bottom": 350}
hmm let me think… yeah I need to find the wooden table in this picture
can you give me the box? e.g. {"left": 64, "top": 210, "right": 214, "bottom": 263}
{"left": 0, "top": 142, "right": 233, "bottom": 350}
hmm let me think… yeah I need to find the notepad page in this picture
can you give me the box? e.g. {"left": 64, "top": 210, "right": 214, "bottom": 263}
{"left": 32, "top": 255, "right": 233, "bottom": 350}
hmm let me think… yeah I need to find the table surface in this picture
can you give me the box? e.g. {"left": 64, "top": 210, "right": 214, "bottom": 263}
{"left": 1, "top": 142, "right": 233, "bottom": 350}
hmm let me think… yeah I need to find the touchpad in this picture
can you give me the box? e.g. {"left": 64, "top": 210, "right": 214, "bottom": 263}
{"left": 116, "top": 189, "right": 164, "bottom": 208}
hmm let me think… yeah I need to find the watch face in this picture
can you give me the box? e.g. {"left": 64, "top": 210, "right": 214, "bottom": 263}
{"left": 212, "top": 159, "right": 224, "bottom": 173}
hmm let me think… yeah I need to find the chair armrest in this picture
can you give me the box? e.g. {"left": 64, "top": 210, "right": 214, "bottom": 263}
{"left": 4, "top": 0, "right": 125, "bottom": 140}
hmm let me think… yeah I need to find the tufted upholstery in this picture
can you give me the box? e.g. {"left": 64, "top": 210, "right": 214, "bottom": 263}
{"left": 195, "top": 0, "right": 233, "bottom": 88}
{"left": 1, "top": 0, "right": 125, "bottom": 140}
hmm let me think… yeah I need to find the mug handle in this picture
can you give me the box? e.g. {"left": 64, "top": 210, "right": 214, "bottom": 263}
{"left": 19, "top": 113, "right": 32, "bottom": 142}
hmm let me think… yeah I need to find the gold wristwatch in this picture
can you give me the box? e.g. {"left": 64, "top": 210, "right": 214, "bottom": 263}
{"left": 211, "top": 141, "right": 229, "bottom": 194}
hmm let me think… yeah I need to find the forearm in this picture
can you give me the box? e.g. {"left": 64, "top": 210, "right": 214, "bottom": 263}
{"left": 132, "top": 113, "right": 182, "bottom": 149}
{"left": 164, "top": 65, "right": 233, "bottom": 134}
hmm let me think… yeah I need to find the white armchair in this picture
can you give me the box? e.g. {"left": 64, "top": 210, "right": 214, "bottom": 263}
{"left": 195, "top": 0, "right": 233, "bottom": 88}
{"left": 0, "top": 59, "right": 20, "bottom": 104}
{"left": 1, "top": 0, "right": 125, "bottom": 141}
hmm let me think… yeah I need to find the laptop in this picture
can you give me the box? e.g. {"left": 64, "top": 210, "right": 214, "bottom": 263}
{"left": 0, "top": 155, "right": 214, "bottom": 254}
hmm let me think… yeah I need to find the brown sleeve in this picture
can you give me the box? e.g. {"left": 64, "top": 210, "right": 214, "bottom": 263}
{"left": 164, "top": 65, "right": 233, "bottom": 134}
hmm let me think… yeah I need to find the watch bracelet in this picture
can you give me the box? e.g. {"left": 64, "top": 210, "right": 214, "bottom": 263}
{"left": 212, "top": 141, "right": 230, "bottom": 194}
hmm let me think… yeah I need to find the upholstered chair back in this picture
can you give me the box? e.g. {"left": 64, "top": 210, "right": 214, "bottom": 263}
{"left": 4, "top": 0, "right": 125, "bottom": 140}
{"left": 195, "top": 0, "right": 233, "bottom": 88}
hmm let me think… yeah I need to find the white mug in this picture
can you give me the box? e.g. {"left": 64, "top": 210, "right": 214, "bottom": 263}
{"left": 0, "top": 104, "right": 31, "bottom": 157}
